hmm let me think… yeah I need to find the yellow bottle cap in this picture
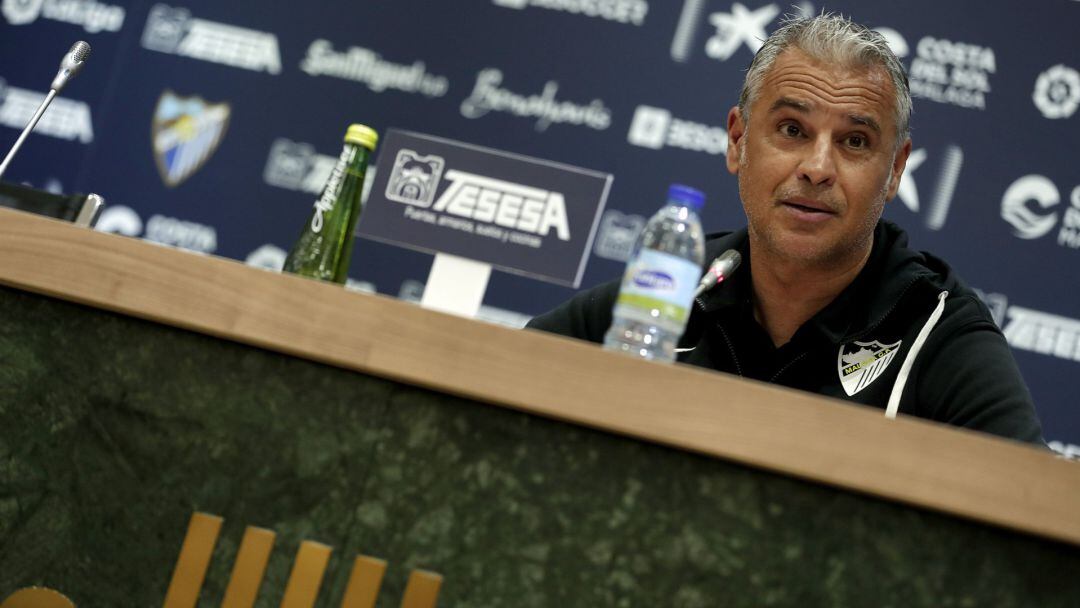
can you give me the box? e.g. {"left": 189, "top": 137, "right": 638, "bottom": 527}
{"left": 344, "top": 124, "right": 378, "bottom": 150}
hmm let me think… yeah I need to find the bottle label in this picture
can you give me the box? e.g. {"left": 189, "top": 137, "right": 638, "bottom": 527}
{"left": 310, "top": 144, "right": 356, "bottom": 233}
{"left": 613, "top": 249, "right": 700, "bottom": 332}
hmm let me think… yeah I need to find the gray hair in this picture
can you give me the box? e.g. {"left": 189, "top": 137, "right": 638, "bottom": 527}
{"left": 738, "top": 13, "right": 912, "bottom": 148}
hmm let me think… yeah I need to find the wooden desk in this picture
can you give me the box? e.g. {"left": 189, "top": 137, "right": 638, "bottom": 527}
{"left": 1, "top": 207, "right": 1077, "bottom": 606}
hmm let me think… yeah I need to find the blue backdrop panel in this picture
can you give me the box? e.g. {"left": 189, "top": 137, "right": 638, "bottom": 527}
{"left": 1, "top": 0, "right": 1077, "bottom": 449}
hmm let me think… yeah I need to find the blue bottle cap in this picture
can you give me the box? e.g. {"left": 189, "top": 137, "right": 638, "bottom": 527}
{"left": 668, "top": 184, "right": 705, "bottom": 211}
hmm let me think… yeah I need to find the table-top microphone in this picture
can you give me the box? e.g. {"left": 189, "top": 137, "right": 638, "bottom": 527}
{"left": 694, "top": 249, "right": 742, "bottom": 298}
{"left": 0, "top": 41, "right": 93, "bottom": 180}
{"left": 52, "top": 41, "right": 92, "bottom": 92}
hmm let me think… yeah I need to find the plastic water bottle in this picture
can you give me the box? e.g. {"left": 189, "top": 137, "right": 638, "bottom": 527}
{"left": 604, "top": 184, "right": 706, "bottom": 362}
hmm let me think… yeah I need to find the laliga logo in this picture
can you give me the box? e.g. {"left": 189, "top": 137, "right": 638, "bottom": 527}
{"left": 2, "top": 0, "right": 124, "bottom": 32}
{"left": 1033, "top": 64, "right": 1080, "bottom": 120}
{"left": 1001, "top": 175, "right": 1080, "bottom": 248}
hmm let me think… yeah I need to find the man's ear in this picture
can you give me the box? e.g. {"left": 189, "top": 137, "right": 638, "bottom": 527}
{"left": 726, "top": 106, "right": 745, "bottom": 175}
{"left": 886, "top": 138, "right": 912, "bottom": 201}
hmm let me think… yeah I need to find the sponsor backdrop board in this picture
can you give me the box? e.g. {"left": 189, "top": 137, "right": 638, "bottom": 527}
{"left": 0, "top": 0, "right": 1077, "bottom": 450}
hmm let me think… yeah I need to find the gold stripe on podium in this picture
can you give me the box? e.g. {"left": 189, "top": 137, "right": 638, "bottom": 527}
{"left": 162, "top": 512, "right": 223, "bottom": 608}
{"left": 339, "top": 555, "right": 388, "bottom": 608}
{"left": 279, "top": 541, "right": 333, "bottom": 608}
{"left": 400, "top": 570, "right": 443, "bottom": 608}
{"left": 221, "top": 526, "right": 277, "bottom": 608}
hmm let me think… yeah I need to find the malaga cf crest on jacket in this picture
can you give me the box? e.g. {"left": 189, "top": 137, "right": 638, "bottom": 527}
{"left": 837, "top": 340, "right": 902, "bottom": 396}
{"left": 151, "top": 91, "right": 230, "bottom": 187}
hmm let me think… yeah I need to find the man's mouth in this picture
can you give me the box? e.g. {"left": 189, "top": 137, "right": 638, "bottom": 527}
{"left": 779, "top": 199, "right": 838, "bottom": 222}
{"left": 781, "top": 199, "right": 836, "bottom": 214}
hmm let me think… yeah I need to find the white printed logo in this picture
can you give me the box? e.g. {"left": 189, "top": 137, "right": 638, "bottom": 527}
{"left": 460, "top": 68, "right": 611, "bottom": 132}
{"left": 433, "top": 171, "right": 570, "bottom": 241}
{"left": 492, "top": 0, "right": 649, "bottom": 27}
{"left": 907, "top": 34, "right": 996, "bottom": 110}
{"left": 385, "top": 149, "right": 445, "bottom": 208}
{"left": 264, "top": 138, "right": 377, "bottom": 203}
{"left": 1001, "top": 175, "right": 1080, "bottom": 249}
{"left": 593, "top": 209, "right": 645, "bottom": 262}
{"left": 1033, "top": 64, "right": 1079, "bottom": 120}
{"left": 895, "top": 144, "right": 964, "bottom": 231}
{"left": 838, "top": 340, "right": 901, "bottom": 396}
{"left": 1047, "top": 441, "right": 1080, "bottom": 461}
{"left": 704, "top": 2, "right": 779, "bottom": 61}
{"left": 141, "top": 4, "right": 281, "bottom": 74}
{"left": 2, "top": 0, "right": 41, "bottom": 24}
{"left": 671, "top": 0, "right": 813, "bottom": 63}
{"left": 1003, "top": 306, "right": 1080, "bottom": 363}
{"left": 977, "top": 291, "right": 1080, "bottom": 365}
{"left": 95, "top": 205, "right": 143, "bottom": 236}
{"left": 95, "top": 205, "right": 217, "bottom": 253}
{"left": 0, "top": 80, "right": 93, "bottom": 143}
{"left": 2, "top": 0, "right": 124, "bottom": 32}
{"left": 300, "top": 39, "right": 449, "bottom": 98}
{"left": 264, "top": 139, "right": 338, "bottom": 195}
{"left": 627, "top": 105, "right": 727, "bottom": 155}
{"left": 874, "top": 27, "right": 909, "bottom": 59}
{"left": 245, "top": 244, "right": 286, "bottom": 271}
{"left": 390, "top": 165, "right": 572, "bottom": 246}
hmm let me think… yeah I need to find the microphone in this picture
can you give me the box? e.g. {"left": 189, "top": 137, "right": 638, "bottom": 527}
{"left": 694, "top": 249, "right": 742, "bottom": 298}
{"left": 51, "top": 41, "right": 92, "bottom": 92}
{"left": 0, "top": 41, "right": 92, "bottom": 180}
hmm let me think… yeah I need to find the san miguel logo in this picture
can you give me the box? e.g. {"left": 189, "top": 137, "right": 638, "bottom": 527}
{"left": 838, "top": 340, "right": 902, "bottom": 396}
{"left": 151, "top": 90, "right": 230, "bottom": 187}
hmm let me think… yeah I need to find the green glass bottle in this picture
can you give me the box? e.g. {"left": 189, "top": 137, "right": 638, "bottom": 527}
{"left": 282, "top": 124, "right": 378, "bottom": 283}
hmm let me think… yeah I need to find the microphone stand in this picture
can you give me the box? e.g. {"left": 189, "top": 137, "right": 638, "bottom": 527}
{"left": 0, "top": 89, "right": 58, "bottom": 181}
{"left": 0, "top": 41, "right": 90, "bottom": 182}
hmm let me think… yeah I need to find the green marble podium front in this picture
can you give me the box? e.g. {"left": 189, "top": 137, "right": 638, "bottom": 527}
{"left": 1, "top": 208, "right": 1077, "bottom": 607}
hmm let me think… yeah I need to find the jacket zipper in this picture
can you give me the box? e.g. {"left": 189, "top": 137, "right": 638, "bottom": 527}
{"left": 716, "top": 324, "right": 744, "bottom": 377}
{"left": 697, "top": 295, "right": 746, "bottom": 377}
{"left": 770, "top": 352, "right": 808, "bottom": 383}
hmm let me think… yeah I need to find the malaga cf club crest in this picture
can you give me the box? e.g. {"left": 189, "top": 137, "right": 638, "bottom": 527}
{"left": 151, "top": 90, "right": 230, "bottom": 187}
{"left": 838, "top": 340, "right": 902, "bottom": 396}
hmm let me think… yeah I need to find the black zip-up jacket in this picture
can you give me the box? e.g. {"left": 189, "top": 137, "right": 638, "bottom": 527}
{"left": 527, "top": 221, "right": 1045, "bottom": 445}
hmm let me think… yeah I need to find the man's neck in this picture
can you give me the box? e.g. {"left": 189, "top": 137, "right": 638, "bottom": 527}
{"left": 749, "top": 242, "right": 873, "bottom": 348}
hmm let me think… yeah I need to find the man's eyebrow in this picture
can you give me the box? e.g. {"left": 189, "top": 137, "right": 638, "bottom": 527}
{"left": 847, "top": 113, "right": 882, "bottom": 135}
{"left": 768, "top": 97, "right": 811, "bottom": 114}
{"left": 768, "top": 97, "right": 884, "bottom": 135}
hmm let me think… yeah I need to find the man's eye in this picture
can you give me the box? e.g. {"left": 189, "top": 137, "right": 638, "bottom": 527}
{"left": 781, "top": 124, "right": 801, "bottom": 137}
{"left": 847, "top": 135, "right": 867, "bottom": 148}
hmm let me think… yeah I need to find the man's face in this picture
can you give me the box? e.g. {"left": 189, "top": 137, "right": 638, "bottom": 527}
{"left": 726, "top": 48, "right": 911, "bottom": 267}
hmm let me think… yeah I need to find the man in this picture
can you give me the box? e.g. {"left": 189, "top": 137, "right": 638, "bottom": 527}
{"left": 527, "top": 14, "right": 1044, "bottom": 445}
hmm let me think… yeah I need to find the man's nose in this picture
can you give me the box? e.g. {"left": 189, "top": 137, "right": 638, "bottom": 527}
{"left": 797, "top": 136, "right": 837, "bottom": 187}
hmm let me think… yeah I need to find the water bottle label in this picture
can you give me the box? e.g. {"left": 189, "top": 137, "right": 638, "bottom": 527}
{"left": 613, "top": 249, "right": 700, "bottom": 331}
